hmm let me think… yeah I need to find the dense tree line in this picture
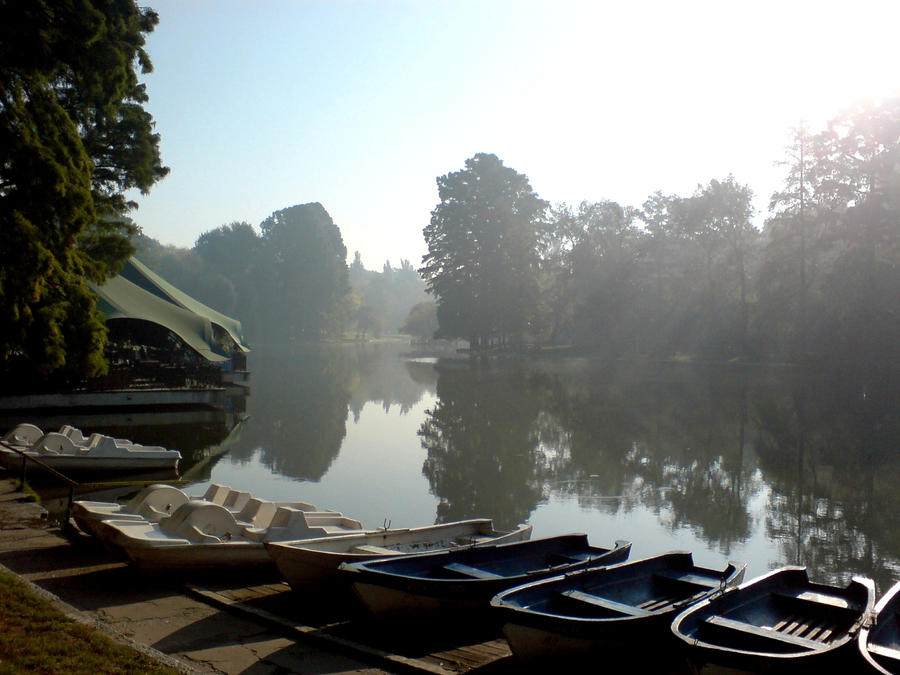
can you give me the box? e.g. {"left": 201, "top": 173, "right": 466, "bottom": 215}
{"left": 422, "top": 99, "right": 900, "bottom": 366}
{"left": 133, "top": 203, "right": 427, "bottom": 346}
{"left": 0, "top": 1, "right": 425, "bottom": 383}
{"left": 2, "top": 0, "right": 894, "bottom": 377}
{"left": 348, "top": 253, "right": 428, "bottom": 340}
{"left": 136, "top": 203, "right": 349, "bottom": 344}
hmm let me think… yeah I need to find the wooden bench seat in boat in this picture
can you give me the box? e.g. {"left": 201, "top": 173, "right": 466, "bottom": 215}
{"left": 442, "top": 562, "right": 503, "bottom": 579}
{"left": 545, "top": 552, "right": 585, "bottom": 566}
{"left": 653, "top": 569, "right": 723, "bottom": 589}
{"left": 454, "top": 534, "right": 493, "bottom": 545}
{"left": 703, "top": 615, "right": 825, "bottom": 650}
{"left": 351, "top": 545, "right": 397, "bottom": 555}
{"left": 558, "top": 589, "right": 654, "bottom": 617}
{"left": 770, "top": 590, "right": 860, "bottom": 626}
{"left": 772, "top": 589, "right": 851, "bottom": 609}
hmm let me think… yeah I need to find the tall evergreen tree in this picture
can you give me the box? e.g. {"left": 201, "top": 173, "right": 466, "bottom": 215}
{"left": 421, "top": 153, "right": 547, "bottom": 348}
{"left": 0, "top": 1, "right": 167, "bottom": 377}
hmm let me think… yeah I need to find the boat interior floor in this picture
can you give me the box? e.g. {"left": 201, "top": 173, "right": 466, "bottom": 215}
{"left": 551, "top": 571, "right": 723, "bottom": 618}
{"left": 695, "top": 590, "right": 860, "bottom": 653}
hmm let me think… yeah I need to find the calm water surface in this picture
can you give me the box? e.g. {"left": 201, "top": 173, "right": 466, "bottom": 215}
{"left": 19, "top": 342, "right": 900, "bottom": 594}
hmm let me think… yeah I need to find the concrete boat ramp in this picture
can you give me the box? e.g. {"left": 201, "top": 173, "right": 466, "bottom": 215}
{"left": 0, "top": 477, "right": 515, "bottom": 674}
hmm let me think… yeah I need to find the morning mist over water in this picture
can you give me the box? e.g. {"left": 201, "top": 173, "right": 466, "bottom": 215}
{"left": 187, "top": 342, "right": 899, "bottom": 595}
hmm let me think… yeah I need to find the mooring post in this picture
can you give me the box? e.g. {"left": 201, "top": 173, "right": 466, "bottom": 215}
{"left": 18, "top": 455, "right": 26, "bottom": 490}
{"left": 65, "top": 484, "right": 75, "bottom": 527}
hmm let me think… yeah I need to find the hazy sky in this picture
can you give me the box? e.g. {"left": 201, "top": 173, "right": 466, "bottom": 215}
{"left": 130, "top": 0, "right": 899, "bottom": 269}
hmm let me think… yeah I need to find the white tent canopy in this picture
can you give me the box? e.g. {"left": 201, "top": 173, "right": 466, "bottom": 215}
{"left": 91, "top": 257, "right": 250, "bottom": 363}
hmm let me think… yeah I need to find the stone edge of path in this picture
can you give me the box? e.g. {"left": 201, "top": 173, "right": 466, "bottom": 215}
{"left": 0, "top": 561, "right": 200, "bottom": 674}
{"left": 0, "top": 475, "right": 200, "bottom": 674}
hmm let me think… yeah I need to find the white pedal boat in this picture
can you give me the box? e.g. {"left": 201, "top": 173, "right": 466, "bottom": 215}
{"left": 103, "top": 499, "right": 365, "bottom": 574}
{"left": 0, "top": 423, "right": 180, "bottom": 472}
{"left": 71, "top": 483, "right": 321, "bottom": 542}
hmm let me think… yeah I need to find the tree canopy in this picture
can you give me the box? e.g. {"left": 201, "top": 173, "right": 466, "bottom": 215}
{"left": 258, "top": 203, "right": 350, "bottom": 340}
{"left": 411, "top": 99, "right": 898, "bottom": 368}
{"left": 759, "top": 97, "right": 900, "bottom": 366}
{"left": 421, "top": 153, "right": 548, "bottom": 348}
{"left": 0, "top": 0, "right": 167, "bottom": 377}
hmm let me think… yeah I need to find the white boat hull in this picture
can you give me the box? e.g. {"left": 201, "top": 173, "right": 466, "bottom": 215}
{"left": 0, "top": 425, "right": 181, "bottom": 473}
{"left": 124, "top": 541, "right": 273, "bottom": 574}
{"left": 101, "top": 500, "right": 365, "bottom": 575}
{"left": 267, "top": 520, "right": 532, "bottom": 590}
{"left": 7, "top": 453, "right": 180, "bottom": 472}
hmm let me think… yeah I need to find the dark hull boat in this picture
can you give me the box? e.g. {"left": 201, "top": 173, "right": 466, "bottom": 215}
{"left": 339, "top": 533, "right": 631, "bottom": 620}
{"left": 490, "top": 551, "right": 745, "bottom": 662}
{"left": 859, "top": 581, "right": 900, "bottom": 674}
{"left": 671, "top": 566, "right": 875, "bottom": 674}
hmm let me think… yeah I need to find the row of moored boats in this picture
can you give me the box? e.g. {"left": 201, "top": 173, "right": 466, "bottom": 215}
{"left": 68, "top": 482, "right": 899, "bottom": 673}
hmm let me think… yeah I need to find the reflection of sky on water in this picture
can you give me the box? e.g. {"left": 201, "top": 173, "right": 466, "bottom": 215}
{"left": 204, "top": 431, "right": 780, "bottom": 583}
{"left": 197, "top": 394, "right": 441, "bottom": 530}
{"left": 48, "top": 343, "right": 896, "bottom": 595}
{"left": 205, "top": 403, "right": 779, "bottom": 583}
{"left": 528, "top": 488, "right": 777, "bottom": 584}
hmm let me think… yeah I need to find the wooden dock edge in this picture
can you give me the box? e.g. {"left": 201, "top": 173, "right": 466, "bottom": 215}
{"left": 183, "top": 582, "right": 461, "bottom": 675}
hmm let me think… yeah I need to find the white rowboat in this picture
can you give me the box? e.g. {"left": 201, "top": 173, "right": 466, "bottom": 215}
{"left": 266, "top": 518, "right": 533, "bottom": 591}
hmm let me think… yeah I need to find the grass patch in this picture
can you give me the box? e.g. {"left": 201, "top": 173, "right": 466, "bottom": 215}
{"left": 0, "top": 571, "right": 180, "bottom": 674}
{"left": 14, "top": 480, "right": 40, "bottom": 503}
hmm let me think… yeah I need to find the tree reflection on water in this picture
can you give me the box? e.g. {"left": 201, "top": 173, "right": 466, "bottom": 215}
{"left": 418, "top": 357, "right": 898, "bottom": 591}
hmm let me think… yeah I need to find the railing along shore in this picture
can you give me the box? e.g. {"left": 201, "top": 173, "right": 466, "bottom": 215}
{"left": 0, "top": 438, "right": 186, "bottom": 525}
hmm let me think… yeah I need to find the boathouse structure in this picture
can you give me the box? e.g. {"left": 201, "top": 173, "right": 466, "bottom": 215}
{"left": 0, "top": 258, "right": 250, "bottom": 413}
{"left": 90, "top": 257, "right": 250, "bottom": 380}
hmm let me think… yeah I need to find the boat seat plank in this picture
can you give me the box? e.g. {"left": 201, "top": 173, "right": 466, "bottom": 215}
{"left": 653, "top": 570, "right": 722, "bottom": 589}
{"left": 559, "top": 590, "right": 654, "bottom": 617}
{"left": 442, "top": 562, "right": 503, "bottom": 579}
{"left": 770, "top": 591, "right": 859, "bottom": 623}
{"left": 640, "top": 593, "right": 688, "bottom": 612}
{"left": 545, "top": 552, "right": 583, "bottom": 566}
{"left": 868, "top": 643, "right": 900, "bottom": 661}
{"left": 351, "top": 545, "right": 396, "bottom": 555}
{"left": 456, "top": 535, "right": 492, "bottom": 544}
{"left": 773, "top": 589, "right": 849, "bottom": 609}
{"left": 704, "top": 615, "right": 822, "bottom": 650}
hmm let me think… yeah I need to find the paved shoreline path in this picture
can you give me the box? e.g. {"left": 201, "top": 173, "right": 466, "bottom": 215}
{"left": 0, "top": 477, "right": 394, "bottom": 674}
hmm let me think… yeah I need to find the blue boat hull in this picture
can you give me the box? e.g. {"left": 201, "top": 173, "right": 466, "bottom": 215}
{"left": 339, "top": 533, "right": 631, "bottom": 620}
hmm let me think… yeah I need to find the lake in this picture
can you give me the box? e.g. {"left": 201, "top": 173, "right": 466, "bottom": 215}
{"left": 14, "top": 341, "right": 900, "bottom": 595}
